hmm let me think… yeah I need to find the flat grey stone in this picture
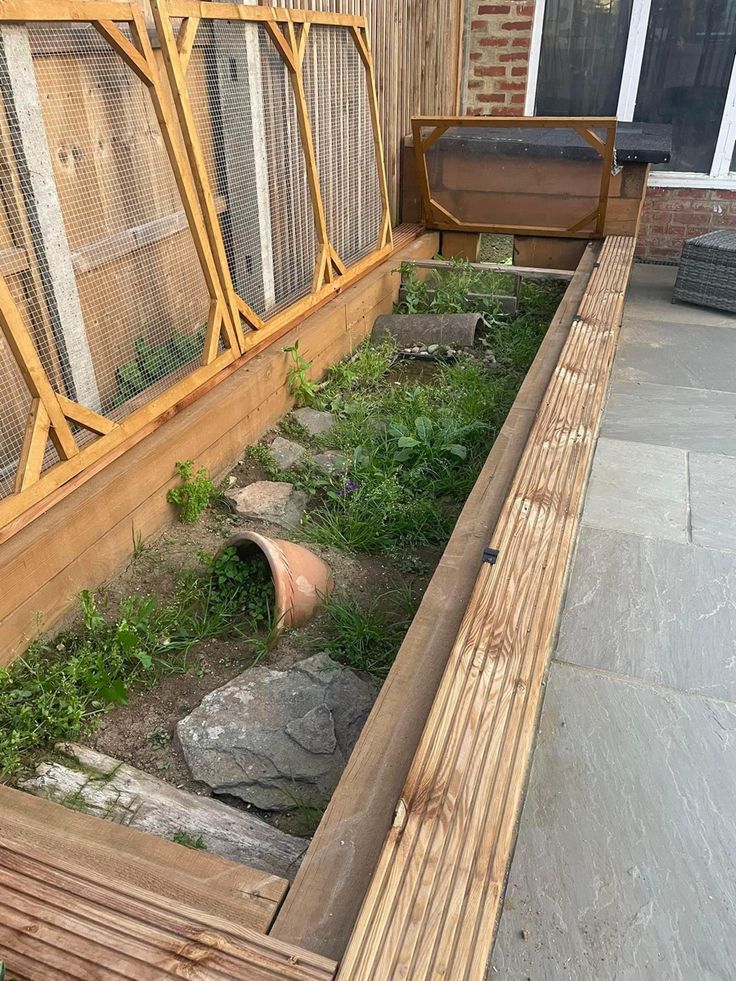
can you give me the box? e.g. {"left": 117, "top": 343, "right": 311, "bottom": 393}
{"left": 292, "top": 407, "right": 335, "bottom": 437}
{"left": 690, "top": 452, "right": 736, "bottom": 552}
{"left": 602, "top": 380, "right": 736, "bottom": 457}
{"left": 556, "top": 525, "right": 736, "bottom": 700}
{"left": 582, "top": 438, "right": 688, "bottom": 543}
{"left": 614, "top": 319, "right": 736, "bottom": 393}
{"left": 177, "top": 654, "right": 375, "bottom": 811}
{"left": 269, "top": 436, "right": 307, "bottom": 470}
{"left": 312, "top": 451, "right": 348, "bottom": 474}
{"left": 624, "top": 263, "right": 736, "bottom": 329}
{"left": 227, "top": 481, "right": 308, "bottom": 529}
{"left": 491, "top": 662, "right": 736, "bottom": 980}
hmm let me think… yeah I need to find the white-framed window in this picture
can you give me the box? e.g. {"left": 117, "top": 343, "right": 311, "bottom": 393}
{"left": 524, "top": 0, "right": 736, "bottom": 188}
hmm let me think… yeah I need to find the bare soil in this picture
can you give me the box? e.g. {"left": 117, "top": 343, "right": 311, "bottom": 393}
{"left": 87, "top": 465, "right": 435, "bottom": 801}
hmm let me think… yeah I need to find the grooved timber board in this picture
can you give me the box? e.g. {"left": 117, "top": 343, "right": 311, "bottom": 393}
{"left": 0, "top": 785, "right": 286, "bottom": 934}
{"left": 0, "top": 836, "right": 336, "bottom": 981}
{"left": 338, "top": 235, "right": 637, "bottom": 981}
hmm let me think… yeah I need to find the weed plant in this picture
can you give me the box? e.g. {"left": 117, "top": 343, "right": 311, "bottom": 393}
{"left": 0, "top": 550, "right": 276, "bottom": 780}
{"left": 296, "top": 270, "right": 563, "bottom": 553}
{"left": 166, "top": 460, "right": 218, "bottom": 523}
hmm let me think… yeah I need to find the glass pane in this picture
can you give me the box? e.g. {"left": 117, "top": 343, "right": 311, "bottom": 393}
{"left": 635, "top": 0, "right": 736, "bottom": 173}
{"left": 536, "top": 0, "right": 633, "bottom": 116}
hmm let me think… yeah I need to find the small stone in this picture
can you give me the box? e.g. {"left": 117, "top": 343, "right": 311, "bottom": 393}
{"left": 227, "top": 481, "right": 308, "bottom": 529}
{"left": 427, "top": 344, "right": 439, "bottom": 354}
{"left": 270, "top": 436, "right": 307, "bottom": 470}
{"left": 312, "top": 451, "right": 348, "bottom": 474}
{"left": 292, "top": 407, "right": 335, "bottom": 437}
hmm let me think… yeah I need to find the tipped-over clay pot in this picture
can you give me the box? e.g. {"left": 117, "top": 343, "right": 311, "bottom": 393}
{"left": 221, "top": 531, "right": 334, "bottom": 635}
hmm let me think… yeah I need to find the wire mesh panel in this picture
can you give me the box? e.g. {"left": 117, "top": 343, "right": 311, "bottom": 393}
{"left": 0, "top": 20, "right": 212, "bottom": 445}
{"left": 185, "top": 19, "right": 316, "bottom": 319}
{"left": 303, "top": 25, "right": 383, "bottom": 267}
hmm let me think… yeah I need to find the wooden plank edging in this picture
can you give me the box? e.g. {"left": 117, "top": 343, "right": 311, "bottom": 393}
{"left": 337, "top": 236, "right": 636, "bottom": 980}
{"left": 270, "top": 243, "right": 600, "bottom": 959}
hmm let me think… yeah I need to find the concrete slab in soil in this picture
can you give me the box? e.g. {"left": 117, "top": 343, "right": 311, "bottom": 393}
{"left": 623, "top": 263, "right": 736, "bottom": 330}
{"left": 689, "top": 452, "right": 736, "bottom": 553}
{"left": 491, "top": 662, "right": 736, "bottom": 981}
{"left": 556, "top": 526, "right": 736, "bottom": 701}
{"left": 581, "top": 438, "right": 689, "bottom": 544}
{"left": 602, "top": 380, "right": 736, "bottom": 457}
{"left": 613, "top": 318, "right": 736, "bottom": 393}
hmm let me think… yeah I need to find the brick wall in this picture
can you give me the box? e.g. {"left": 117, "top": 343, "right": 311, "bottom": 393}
{"left": 637, "top": 187, "right": 736, "bottom": 260}
{"left": 465, "top": 1, "right": 535, "bottom": 115}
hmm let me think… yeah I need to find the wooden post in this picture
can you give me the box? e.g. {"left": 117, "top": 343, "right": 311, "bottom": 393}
{"left": 0, "top": 25, "right": 101, "bottom": 411}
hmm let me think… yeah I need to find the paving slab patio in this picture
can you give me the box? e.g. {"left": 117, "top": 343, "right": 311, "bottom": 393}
{"left": 490, "top": 263, "right": 736, "bottom": 978}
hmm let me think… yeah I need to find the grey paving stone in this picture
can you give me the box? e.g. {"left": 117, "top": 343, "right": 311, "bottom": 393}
{"left": 614, "top": 319, "right": 736, "bottom": 393}
{"left": 556, "top": 525, "right": 736, "bottom": 700}
{"left": 624, "top": 263, "right": 736, "bottom": 329}
{"left": 690, "top": 452, "right": 736, "bottom": 552}
{"left": 602, "top": 380, "right": 736, "bottom": 457}
{"left": 581, "top": 438, "right": 688, "bottom": 544}
{"left": 491, "top": 662, "right": 736, "bottom": 980}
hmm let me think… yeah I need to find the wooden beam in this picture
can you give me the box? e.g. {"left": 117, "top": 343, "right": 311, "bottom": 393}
{"left": 148, "top": 0, "right": 258, "bottom": 345}
{"left": 0, "top": 275, "right": 78, "bottom": 461}
{"left": 338, "top": 235, "right": 637, "bottom": 981}
{"left": 92, "top": 21, "right": 154, "bottom": 87}
{"left": 57, "top": 394, "right": 117, "bottom": 436}
{"left": 202, "top": 297, "right": 224, "bottom": 364}
{"left": 175, "top": 15, "right": 199, "bottom": 74}
{"left": 13, "top": 397, "right": 49, "bottom": 492}
{"left": 403, "top": 259, "right": 575, "bottom": 281}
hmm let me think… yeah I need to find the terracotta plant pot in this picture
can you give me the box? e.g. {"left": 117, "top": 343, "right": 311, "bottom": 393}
{"left": 221, "top": 531, "right": 334, "bottom": 635}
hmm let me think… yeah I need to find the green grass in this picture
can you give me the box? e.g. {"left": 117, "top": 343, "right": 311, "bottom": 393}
{"left": 0, "top": 549, "right": 277, "bottom": 780}
{"left": 315, "top": 588, "right": 417, "bottom": 679}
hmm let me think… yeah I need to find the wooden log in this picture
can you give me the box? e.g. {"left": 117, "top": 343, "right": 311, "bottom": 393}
{"left": 337, "top": 237, "right": 636, "bottom": 979}
{"left": 20, "top": 743, "right": 307, "bottom": 881}
{"left": 270, "top": 244, "right": 599, "bottom": 959}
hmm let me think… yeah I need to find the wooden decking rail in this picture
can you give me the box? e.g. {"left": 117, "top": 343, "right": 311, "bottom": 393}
{"left": 338, "top": 235, "right": 636, "bottom": 980}
{"left": 0, "top": 836, "right": 336, "bottom": 981}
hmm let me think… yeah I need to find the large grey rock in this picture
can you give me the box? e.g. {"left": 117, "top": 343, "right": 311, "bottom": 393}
{"left": 292, "top": 407, "right": 335, "bottom": 437}
{"left": 269, "top": 436, "right": 306, "bottom": 470}
{"left": 20, "top": 743, "right": 306, "bottom": 878}
{"left": 177, "top": 654, "right": 375, "bottom": 811}
{"left": 227, "top": 480, "right": 308, "bottom": 529}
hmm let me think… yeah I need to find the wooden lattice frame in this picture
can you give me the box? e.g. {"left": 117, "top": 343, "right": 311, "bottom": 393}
{"left": 0, "top": 0, "right": 242, "bottom": 532}
{"left": 152, "top": 0, "right": 393, "bottom": 337}
{"left": 412, "top": 115, "right": 617, "bottom": 239}
{"left": 0, "top": 1, "right": 394, "bottom": 538}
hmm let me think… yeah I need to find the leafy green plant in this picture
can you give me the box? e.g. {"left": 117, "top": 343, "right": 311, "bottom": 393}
{"left": 284, "top": 340, "right": 318, "bottom": 407}
{"left": 200, "top": 548, "right": 275, "bottom": 629}
{"left": 246, "top": 443, "right": 280, "bottom": 479}
{"left": 166, "top": 460, "right": 217, "bottom": 523}
{"left": 388, "top": 415, "right": 473, "bottom": 467}
{"left": 171, "top": 830, "right": 207, "bottom": 850}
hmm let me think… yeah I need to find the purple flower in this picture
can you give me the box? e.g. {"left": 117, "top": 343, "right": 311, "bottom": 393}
{"left": 339, "top": 478, "right": 360, "bottom": 497}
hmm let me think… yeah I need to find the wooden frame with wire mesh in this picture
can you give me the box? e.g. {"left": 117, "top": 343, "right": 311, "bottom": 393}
{"left": 412, "top": 115, "right": 617, "bottom": 239}
{"left": 0, "top": 0, "right": 392, "bottom": 537}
